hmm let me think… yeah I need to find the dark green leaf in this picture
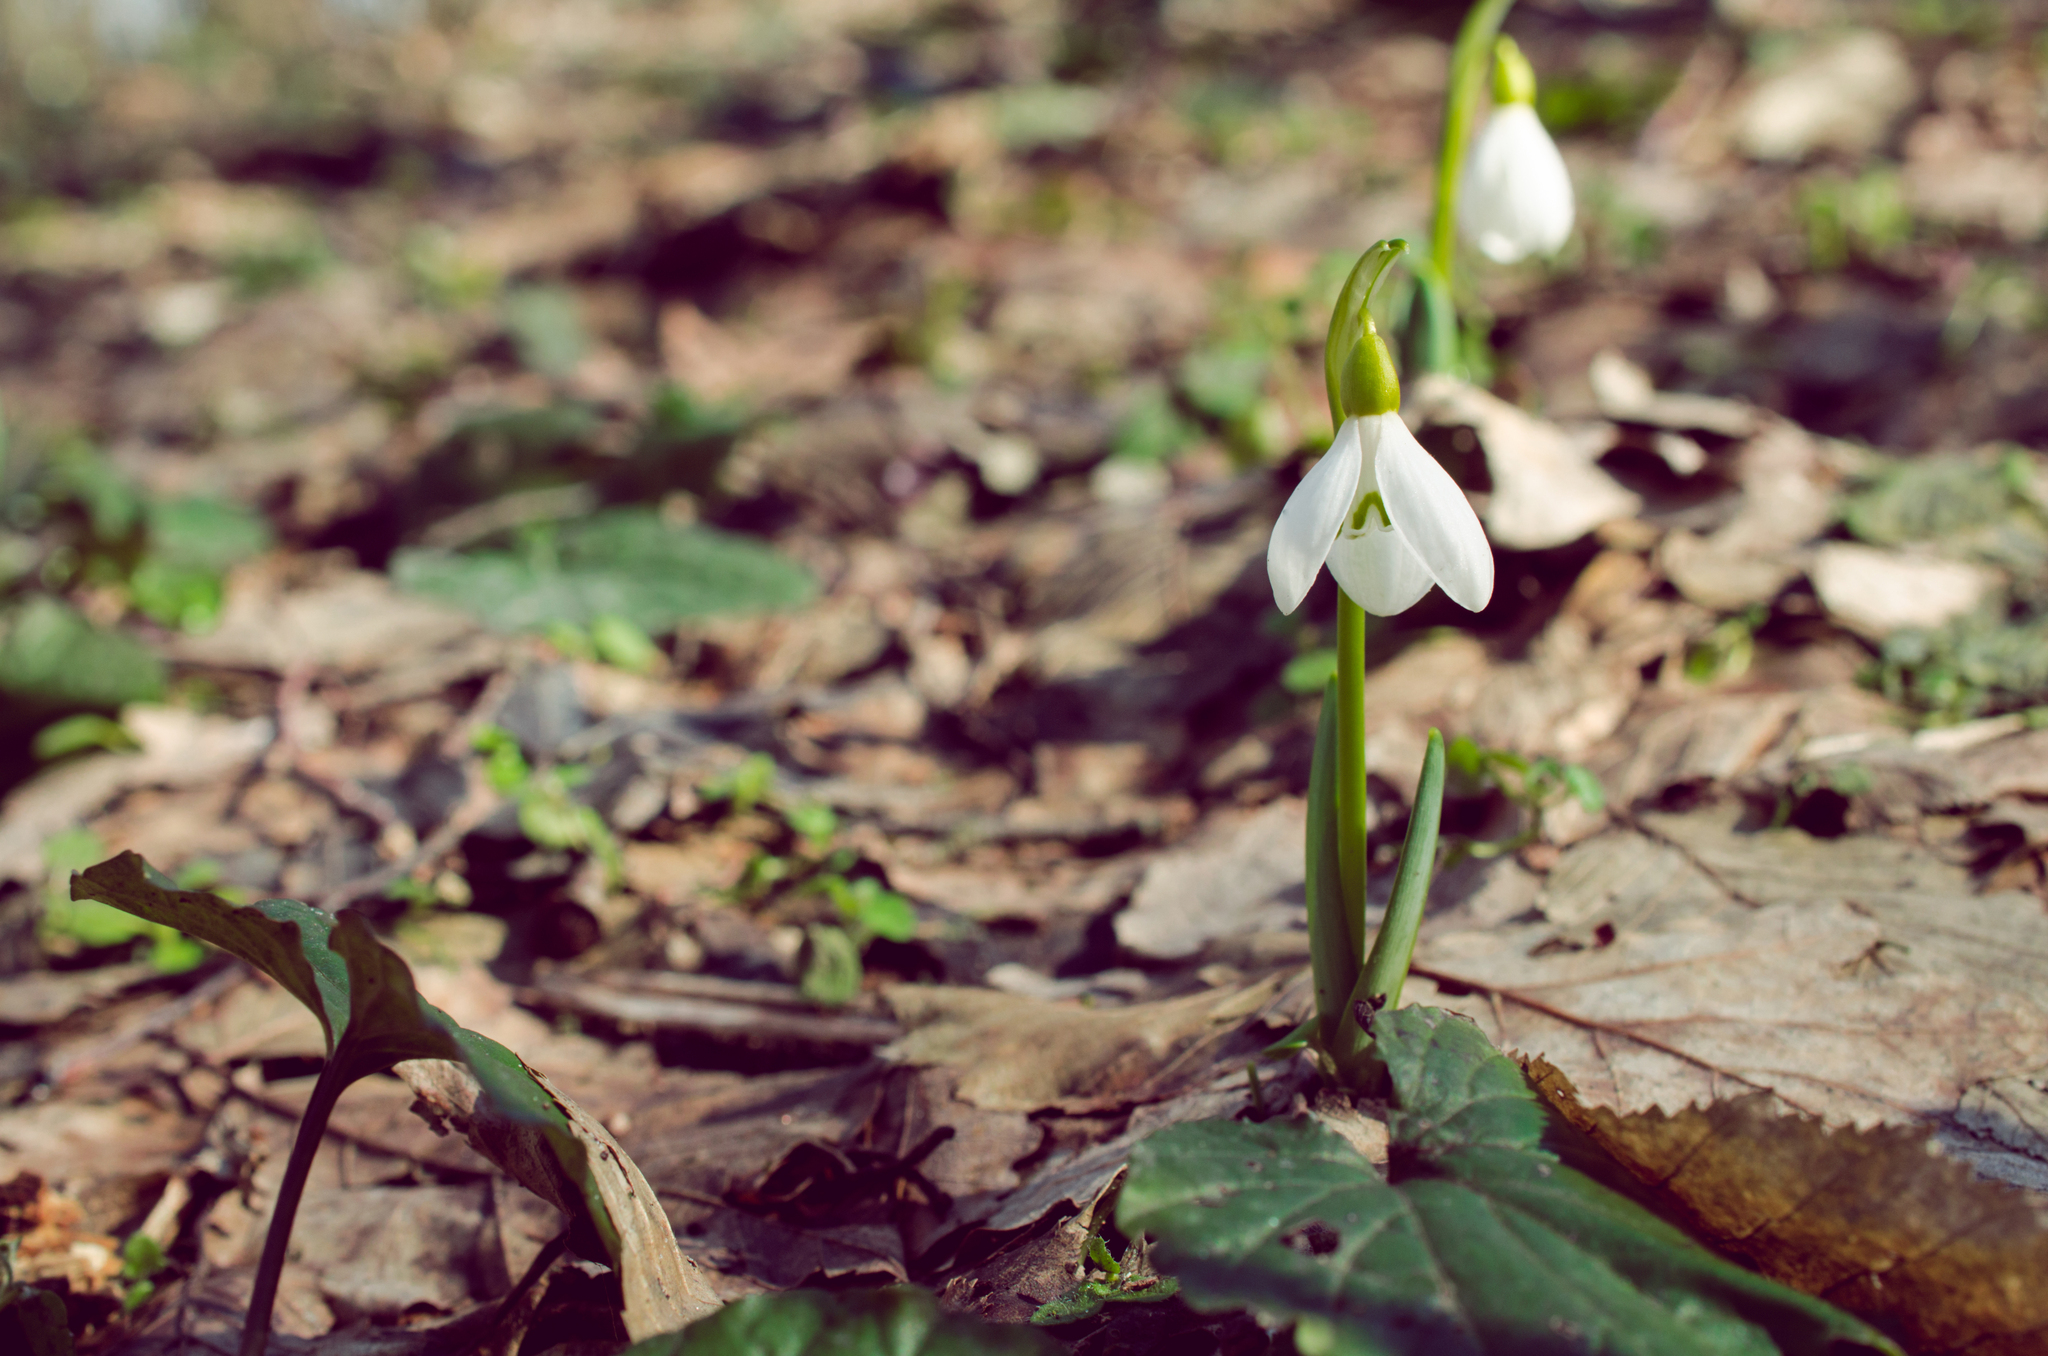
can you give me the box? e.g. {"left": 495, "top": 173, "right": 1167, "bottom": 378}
{"left": 1120, "top": 1006, "right": 1901, "bottom": 1356}
{"left": 0, "top": 1283, "right": 72, "bottom": 1356}
{"left": 68, "top": 854, "right": 620, "bottom": 1266}
{"left": 391, "top": 508, "right": 814, "bottom": 634}
{"left": 72, "top": 853, "right": 346, "bottom": 1047}
{"left": 0, "top": 597, "right": 165, "bottom": 709}
{"left": 322, "top": 910, "right": 464, "bottom": 1082}
{"left": 621, "top": 1286, "right": 1060, "bottom": 1356}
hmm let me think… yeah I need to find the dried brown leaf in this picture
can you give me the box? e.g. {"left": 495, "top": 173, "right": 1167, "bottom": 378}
{"left": 1527, "top": 1059, "right": 2048, "bottom": 1355}
{"left": 397, "top": 1057, "right": 721, "bottom": 1341}
{"left": 881, "top": 974, "right": 1287, "bottom": 1114}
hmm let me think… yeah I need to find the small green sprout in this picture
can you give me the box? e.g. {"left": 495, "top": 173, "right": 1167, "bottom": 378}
{"left": 1029, "top": 1233, "right": 1179, "bottom": 1325}
{"left": 1445, "top": 737, "right": 1605, "bottom": 861}
{"left": 701, "top": 752, "right": 777, "bottom": 816}
{"left": 798, "top": 876, "right": 917, "bottom": 1008}
{"left": 471, "top": 725, "right": 623, "bottom": 882}
{"left": 783, "top": 801, "right": 838, "bottom": 850}
{"left": 32, "top": 713, "right": 138, "bottom": 761}
{"left": 120, "top": 1233, "right": 167, "bottom": 1313}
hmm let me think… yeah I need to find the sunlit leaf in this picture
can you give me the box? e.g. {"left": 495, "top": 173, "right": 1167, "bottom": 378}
{"left": 0, "top": 597, "right": 165, "bottom": 709}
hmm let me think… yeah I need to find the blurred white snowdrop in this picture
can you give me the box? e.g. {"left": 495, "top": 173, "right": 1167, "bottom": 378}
{"left": 87, "top": 0, "right": 189, "bottom": 59}
{"left": 1458, "top": 36, "right": 1574, "bottom": 265}
{"left": 1266, "top": 411, "right": 1494, "bottom": 618}
{"left": 322, "top": 0, "right": 424, "bottom": 29}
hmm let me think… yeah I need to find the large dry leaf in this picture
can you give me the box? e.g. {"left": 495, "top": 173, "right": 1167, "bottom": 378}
{"left": 881, "top": 975, "right": 1288, "bottom": 1113}
{"left": 1114, "top": 799, "right": 1305, "bottom": 960}
{"left": 1587, "top": 349, "right": 1758, "bottom": 437}
{"left": 398, "top": 1057, "right": 721, "bottom": 1340}
{"left": 1657, "top": 420, "right": 1838, "bottom": 610}
{"left": 1409, "top": 373, "right": 1636, "bottom": 551}
{"left": 1528, "top": 1062, "right": 2048, "bottom": 1355}
{"left": 1412, "top": 802, "right": 2048, "bottom": 1194}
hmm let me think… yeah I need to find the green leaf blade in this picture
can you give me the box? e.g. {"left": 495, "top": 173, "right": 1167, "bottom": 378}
{"left": 391, "top": 508, "right": 815, "bottom": 635}
{"left": 1305, "top": 679, "right": 1354, "bottom": 1048}
{"left": 621, "top": 1287, "right": 1060, "bottom": 1356}
{"left": 1121, "top": 1007, "right": 1903, "bottom": 1356}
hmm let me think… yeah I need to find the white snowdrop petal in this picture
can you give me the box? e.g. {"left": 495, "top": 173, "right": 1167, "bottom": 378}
{"left": 1459, "top": 104, "right": 1574, "bottom": 264}
{"left": 1265, "top": 416, "right": 1363, "bottom": 614}
{"left": 1321, "top": 415, "right": 1433, "bottom": 616}
{"left": 1326, "top": 522, "right": 1435, "bottom": 617}
{"left": 1374, "top": 413, "right": 1495, "bottom": 613}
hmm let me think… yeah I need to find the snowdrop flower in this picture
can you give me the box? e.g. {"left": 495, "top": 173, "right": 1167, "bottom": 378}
{"left": 1267, "top": 411, "right": 1494, "bottom": 618}
{"left": 1458, "top": 37, "right": 1574, "bottom": 265}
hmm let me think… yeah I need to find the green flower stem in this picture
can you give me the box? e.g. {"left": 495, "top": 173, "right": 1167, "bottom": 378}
{"left": 1334, "top": 595, "right": 1370, "bottom": 964}
{"left": 1424, "top": 0, "right": 1517, "bottom": 373}
{"left": 241, "top": 1059, "right": 349, "bottom": 1356}
{"left": 1304, "top": 681, "right": 1354, "bottom": 1049}
{"left": 1355, "top": 727, "right": 1444, "bottom": 1010}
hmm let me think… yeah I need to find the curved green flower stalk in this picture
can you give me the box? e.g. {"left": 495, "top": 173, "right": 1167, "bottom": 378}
{"left": 1420, "top": 0, "right": 1516, "bottom": 374}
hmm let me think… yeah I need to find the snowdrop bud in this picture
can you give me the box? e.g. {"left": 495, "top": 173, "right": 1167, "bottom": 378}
{"left": 1459, "top": 39, "right": 1574, "bottom": 265}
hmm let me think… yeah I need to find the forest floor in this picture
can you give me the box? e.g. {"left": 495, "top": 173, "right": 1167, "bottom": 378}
{"left": 6, "top": 0, "right": 2048, "bottom": 1352}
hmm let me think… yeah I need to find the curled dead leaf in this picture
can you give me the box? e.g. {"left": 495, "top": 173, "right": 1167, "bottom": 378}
{"left": 397, "top": 1057, "right": 721, "bottom": 1341}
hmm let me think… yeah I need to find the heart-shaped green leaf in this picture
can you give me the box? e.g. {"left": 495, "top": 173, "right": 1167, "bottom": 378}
{"left": 1120, "top": 1006, "right": 1901, "bottom": 1356}
{"left": 69, "top": 853, "right": 347, "bottom": 1047}
{"left": 619, "top": 1286, "right": 1059, "bottom": 1356}
{"left": 68, "top": 853, "right": 715, "bottom": 1334}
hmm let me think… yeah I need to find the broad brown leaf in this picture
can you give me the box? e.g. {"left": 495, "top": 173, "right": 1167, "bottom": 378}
{"left": 1528, "top": 1059, "right": 2048, "bottom": 1355}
